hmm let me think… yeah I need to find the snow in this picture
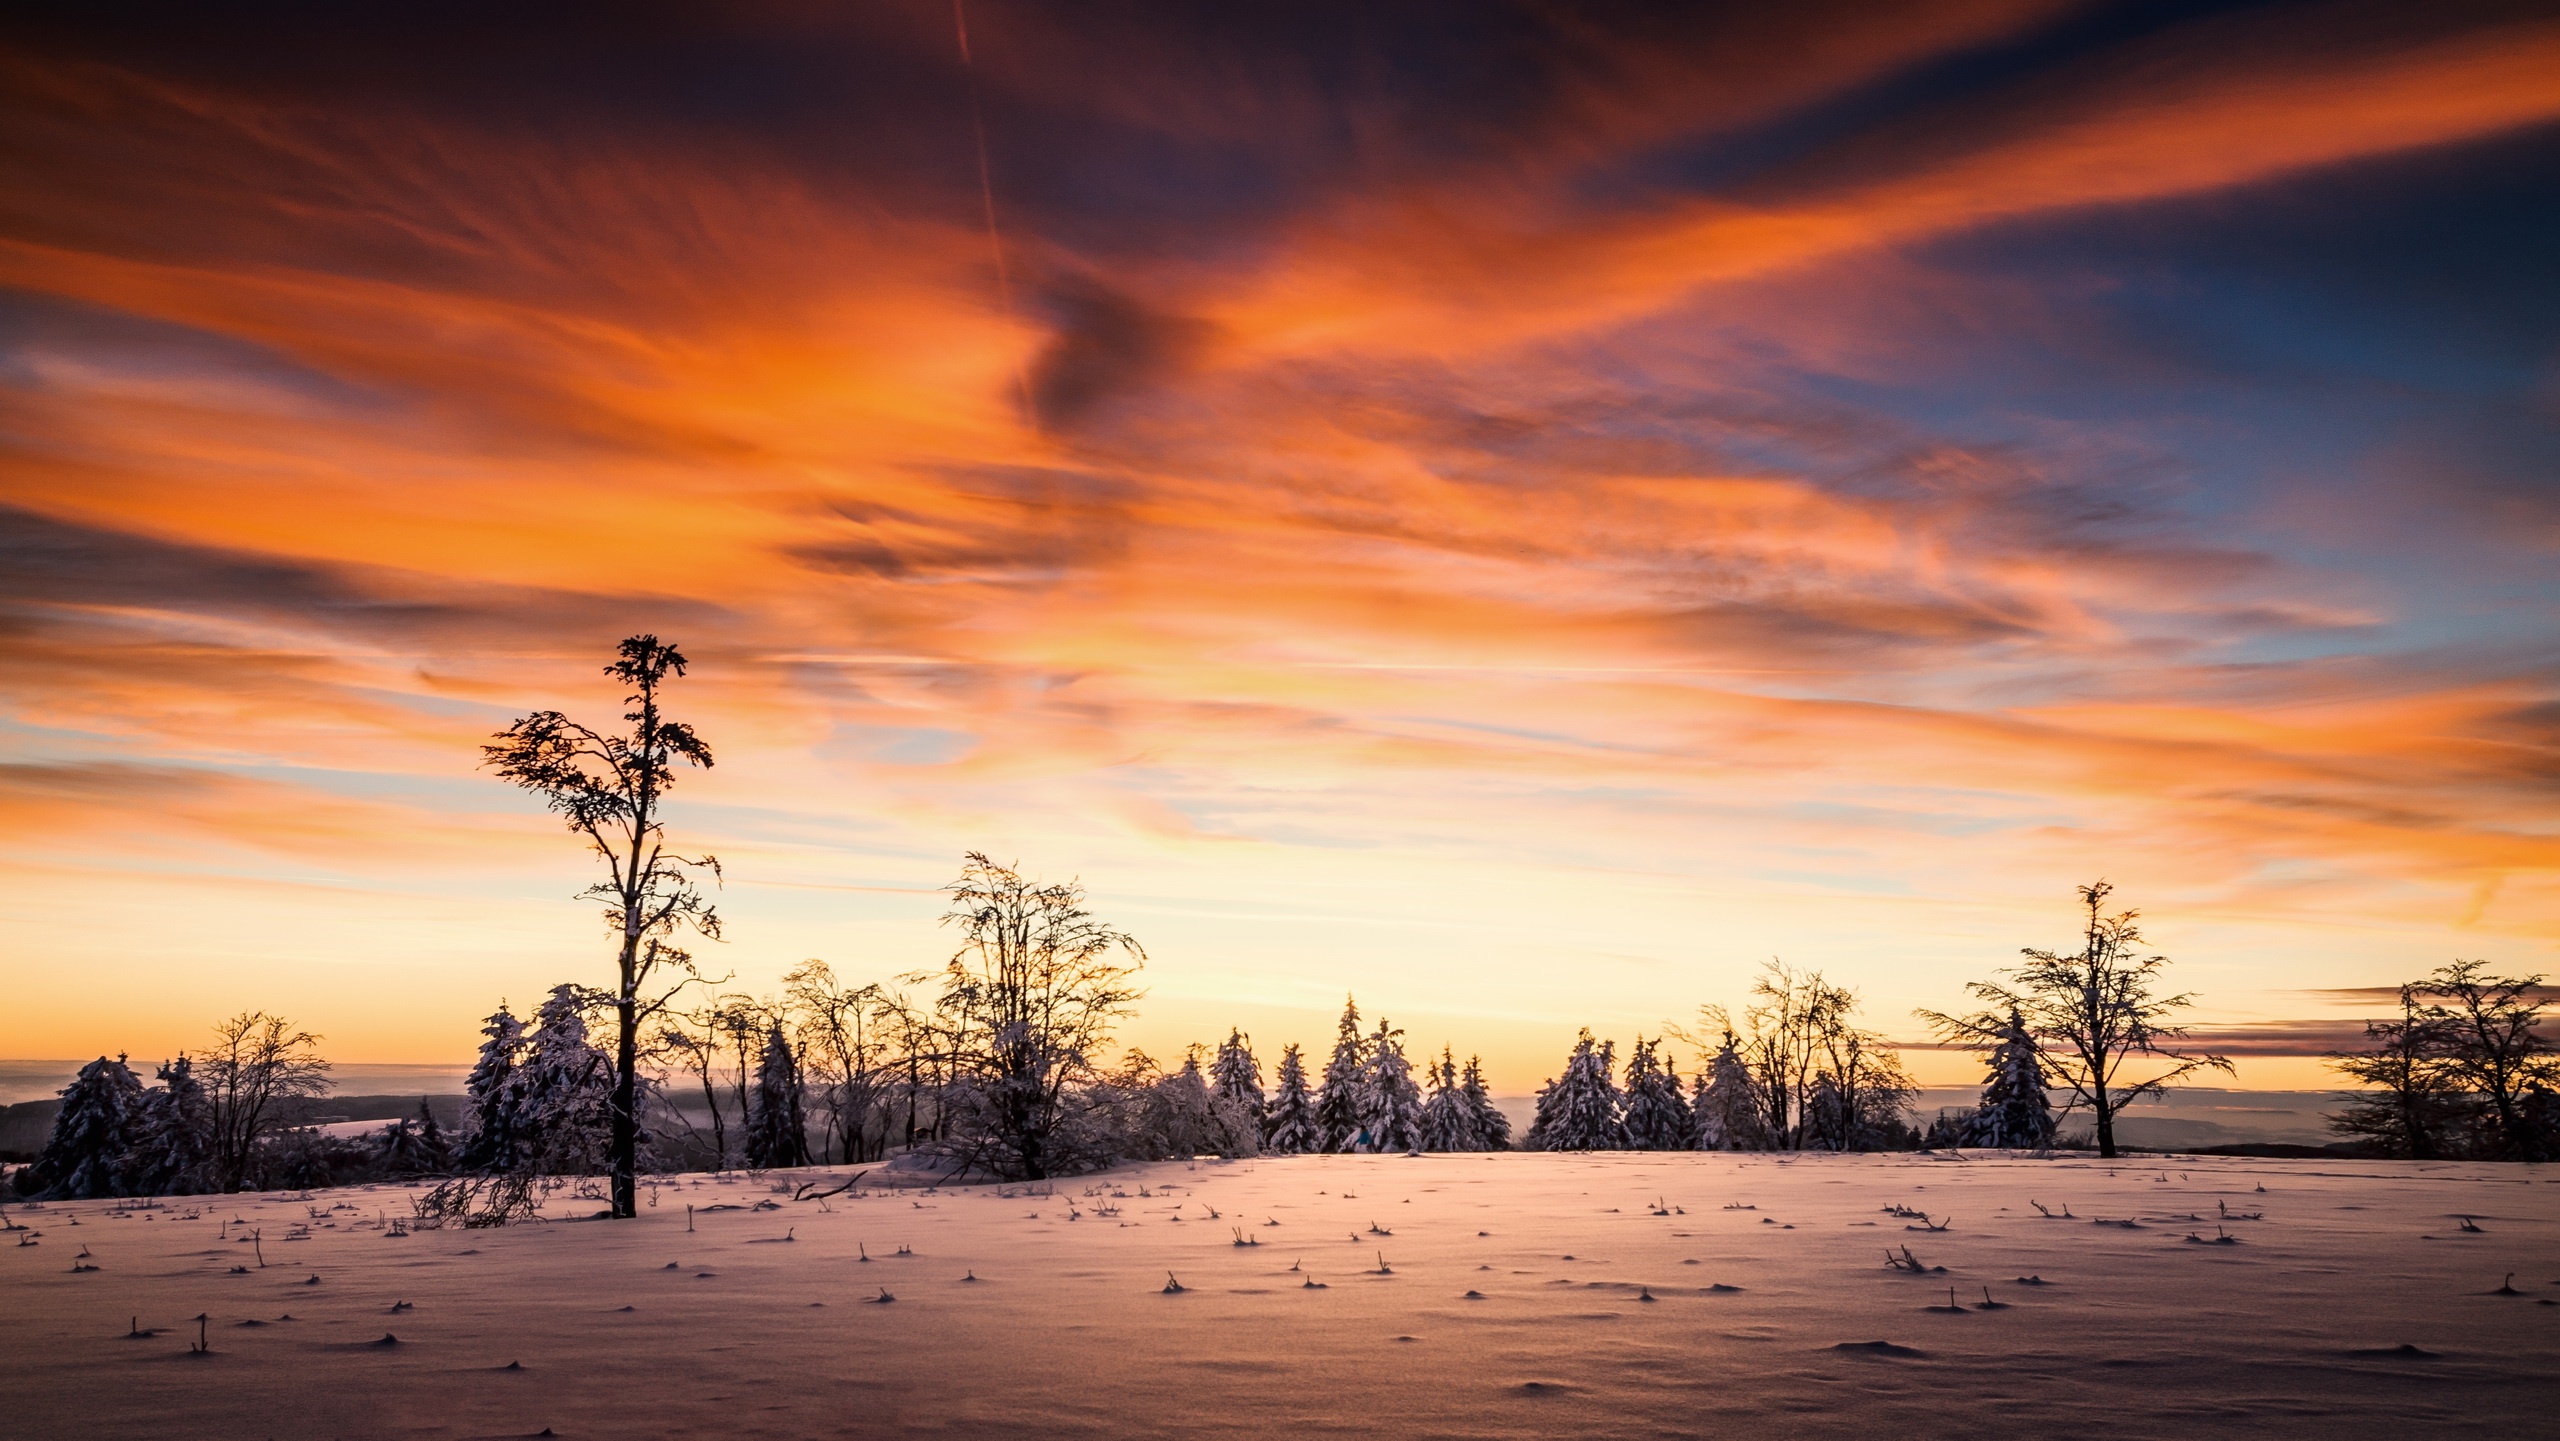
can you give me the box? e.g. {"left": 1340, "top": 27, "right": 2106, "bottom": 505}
{"left": 3, "top": 1152, "right": 2553, "bottom": 1438}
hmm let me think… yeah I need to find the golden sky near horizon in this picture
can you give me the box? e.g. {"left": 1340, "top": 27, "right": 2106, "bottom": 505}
{"left": 3, "top": 2, "right": 2558, "bottom": 1090}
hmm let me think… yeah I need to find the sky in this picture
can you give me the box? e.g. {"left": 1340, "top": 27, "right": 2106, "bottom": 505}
{"left": 3, "top": 1, "right": 2557, "bottom": 1091}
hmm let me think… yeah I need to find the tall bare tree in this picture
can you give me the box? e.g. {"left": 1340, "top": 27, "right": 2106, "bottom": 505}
{"left": 930, "top": 852, "right": 1144, "bottom": 1179}
{"left": 484, "top": 634, "right": 720, "bottom": 1218}
{"left": 1922, "top": 881, "right": 2229, "bottom": 1158}
{"left": 198, "top": 1011, "right": 331, "bottom": 1193}
{"left": 784, "top": 960, "right": 897, "bottom": 1164}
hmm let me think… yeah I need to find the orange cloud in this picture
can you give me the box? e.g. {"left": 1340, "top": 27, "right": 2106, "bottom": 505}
{"left": 1, "top": 6, "right": 2554, "bottom": 1072}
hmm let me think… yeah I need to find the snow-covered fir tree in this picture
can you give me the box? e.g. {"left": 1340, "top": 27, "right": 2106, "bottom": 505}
{"left": 1690, "top": 1033, "right": 1766, "bottom": 1151}
{"left": 457, "top": 1004, "right": 526, "bottom": 1172}
{"left": 745, "top": 1020, "right": 808, "bottom": 1168}
{"left": 1964, "top": 1007, "right": 2056, "bottom": 1149}
{"left": 1525, "top": 1030, "right": 1624, "bottom": 1151}
{"left": 1263, "top": 1043, "right": 1319, "bottom": 1153}
{"left": 1618, "top": 1037, "right": 1691, "bottom": 1150}
{"left": 124, "top": 1056, "right": 211, "bottom": 1195}
{"left": 1418, "top": 1048, "right": 1478, "bottom": 1151}
{"left": 1357, "top": 1017, "right": 1425, "bottom": 1152}
{"left": 509, "top": 985, "right": 615, "bottom": 1175}
{"left": 24, "top": 1055, "right": 144, "bottom": 1199}
{"left": 1313, "top": 995, "right": 1369, "bottom": 1152}
{"left": 1209, "top": 1029, "right": 1266, "bottom": 1154}
{"left": 1461, "top": 1055, "right": 1510, "bottom": 1150}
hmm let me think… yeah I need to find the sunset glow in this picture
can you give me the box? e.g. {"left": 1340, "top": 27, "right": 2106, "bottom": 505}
{"left": 4, "top": 3, "right": 2556, "bottom": 1087}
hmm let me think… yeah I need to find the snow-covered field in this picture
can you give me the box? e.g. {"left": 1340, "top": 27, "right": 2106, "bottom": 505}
{"left": 4, "top": 1152, "right": 2553, "bottom": 1439}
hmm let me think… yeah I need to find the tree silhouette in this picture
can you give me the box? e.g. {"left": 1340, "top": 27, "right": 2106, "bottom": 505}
{"left": 200, "top": 1012, "right": 331, "bottom": 1192}
{"left": 483, "top": 634, "right": 721, "bottom": 1218}
{"left": 1922, "top": 881, "right": 2228, "bottom": 1158}
{"left": 2408, "top": 960, "right": 2553, "bottom": 1160}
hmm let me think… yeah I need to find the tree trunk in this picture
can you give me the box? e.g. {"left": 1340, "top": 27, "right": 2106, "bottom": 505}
{"left": 2093, "top": 1094, "right": 2117, "bottom": 1159}
{"left": 611, "top": 926, "right": 641, "bottom": 1219}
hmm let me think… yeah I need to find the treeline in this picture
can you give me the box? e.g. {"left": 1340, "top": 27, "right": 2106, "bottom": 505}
{"left": 454, "top": 636, "right": 2268, "bottom": 1209}
{"left": 21, "top": 877, "right": 2554, "bottom": 1204}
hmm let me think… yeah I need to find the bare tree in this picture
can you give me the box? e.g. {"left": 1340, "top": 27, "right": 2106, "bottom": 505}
{"left": 1695, "top": 961, "right": 1836, "bottom": 1149}
{"left": 197, "top": 1012, "right": 331, "bottom": 1193}
{"left": 484, "top": 634, "right": 721, "bottom": 1218}
{"left": 1807, "top": 1017, "right": 1917, "bottom": 1152}
{"left": 1921, "top": 881, "right": 2229, "bottom": 1158}
{"left": 709, "top": 994, "right": 771, "bottom": 1145}
{"left": 1688, "top": 963, "right": 1912, "bottom": 1151}
{"left": 2327, "top": 982, "right": 2462, "bottom": 1159}
{"left": 2414, "top": 960, "right": 2554, "bottom": 1161}
{"left": 784, "top": 960, "right": 897, "bottom": 1164}
{"left": 929, "top": 853, "right": 1144, "bottom": 1179}
{"left": 650, "top": 1007, "right": 733, "bottom": 1168}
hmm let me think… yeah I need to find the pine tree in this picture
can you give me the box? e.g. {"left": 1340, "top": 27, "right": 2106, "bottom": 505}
{"left": 458, "top": 1005, "right": 526, "bottom": 1172}
{"left": 1619, "top": 1037, "right": 1691, "bottom": 1150}
{"left": 1461, "top": 1055, "right": 1510, "bottom": 1151}
{"left": 1313, "top": 995, "right": 1369, "bottom": 1152}
{"left": 1419, "top": 1048, "right": 1477, "bottom": 1151}
{"left": 511, "top": 985, "right": 616, "bottom": 1175}
{"left": 24, "top": 1056, "right": 145, "bottom": 1199}
{"left": 124, "top": 1057, "right": 212, "bottom": 1195}
{"left": 1358, "top": 1017, "right": 1425, "bottom": 1152}
{"left": 1209, "top": 1029, "right": 1266, "bottom": 1154}
{"left": 746, "top": 1020, "right": 808, "bottom": 1168}
{"left": 1264, "top": 1044, "right": 1319, "bottom": 1153}
{"left": 1691, "top": 1035, "right": 1767, "bottom": 1150}
{"left": 1965, "top": 1007, "right": 2056, "bottom": 1149}
{"left": 414, "top": 1096, "right": 450, "bottom": 1170}
{"left": 1525, "top": 1031, "right": 1624, "bottom": 1151}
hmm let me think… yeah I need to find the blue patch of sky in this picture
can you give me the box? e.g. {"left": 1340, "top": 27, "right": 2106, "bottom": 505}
{"left": 816, "top": 722, "right": 977, "bottom": 768}
{"left": 1595, "top": 0, "right": 2284, "bottom": 205}
{"left": 0, "top": 291, "right": 389, "bottom": 415}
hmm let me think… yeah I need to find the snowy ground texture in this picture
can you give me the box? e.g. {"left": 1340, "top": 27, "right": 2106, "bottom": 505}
{"left": 5, "top": 1152, "right": 2555, "bottom": 1440}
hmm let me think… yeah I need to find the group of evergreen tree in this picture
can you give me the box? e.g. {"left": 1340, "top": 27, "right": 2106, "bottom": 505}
{"left": 1517, "top": 1030, "right": 1811, "bottom": 1152}
{"left": 1921, "top": 1009, "right": 2057, "bottom": 1149}
{"left": 1261, "top": 997, "right": 1507, "bottom": 1154}
{"left": 1112, "top": 999, "right": 1509, "bottom": 1158}
{"left": 14, "top": 1056, "right": 207, "bottom": 1199}
{"left": 458, "top": 986, "right": 623, "bottom": 1176}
